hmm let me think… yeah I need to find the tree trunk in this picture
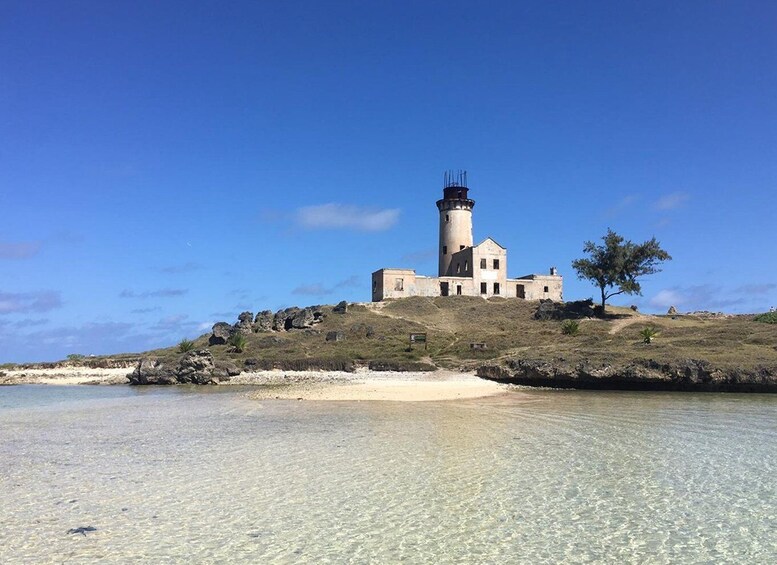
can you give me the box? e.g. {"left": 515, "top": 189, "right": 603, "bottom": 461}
{"left": 600, "top": 287, "right": 607, "bottom": 316}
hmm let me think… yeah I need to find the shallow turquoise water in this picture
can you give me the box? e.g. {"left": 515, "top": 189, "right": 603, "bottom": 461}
{"left": 0, "top": 386, "right": 775, "bottom": 563}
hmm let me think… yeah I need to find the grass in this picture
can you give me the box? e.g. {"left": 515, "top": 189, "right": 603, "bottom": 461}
{"left": 41, "top": 297, "right": 777, "bottom": 373}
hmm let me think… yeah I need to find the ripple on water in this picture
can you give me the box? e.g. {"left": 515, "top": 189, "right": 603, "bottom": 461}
{"left": 0, "top": 387, "right": 775, "bottom": 563}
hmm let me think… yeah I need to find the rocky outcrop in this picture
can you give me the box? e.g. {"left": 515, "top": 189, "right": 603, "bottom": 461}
{"left": 209, "top": 322, "right": 233, "bottom": 345}
{"left": 234, "top": 312, "right": 254, "bottom": 334}
{"left": 667, "top": 306, "right": 678, "bottom": 315}
{"left": 534, "top": 299, "right": 596, "bottom": 321}
{"left": 333, "top": 300, "right": 348, "bottom": 314}
{"left": 253, "top": 310, "right": 273, "bottom": 332}
{"left": 477, "top": 358, "right": 777, "bottom": 393}
{"left": 326, "top": 331, "right": 345, "bottom": 342}
{"left": 273, "top": 307, "right": 324, "bottom": 331}
{"left": 128, "top": 350, "right": 239, "bottom": 385}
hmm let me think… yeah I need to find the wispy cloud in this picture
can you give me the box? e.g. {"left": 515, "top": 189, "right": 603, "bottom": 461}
{"left": 130, "top": 307, "right": 162, "bottom": 314}
{"left": 292, "top": 275, "right": 363, "bottom": 297}
{"left": 654, "top": 192, "right": 689, "bottom": 211}
{"left": 120, "top": 288, "right": 188, "bottom": 299}
{"left": 603, "top": 195, "right": 639, "bottom": 219}
{"left": 292, "top": 284, "right": 333, "bottom": 296}
{"left": 150, "top": 314, "right": 190, "bottom": 332}
{"left": 0, "top": 240, "right": 42, "bottom": 259}
{"left": 295, "top": 203, "right": 400, "bottom": 232}
{"left": 649, "top": 283, "right": 775, "bottom": 312}
{"left": 158, "top": 262, "right": 200, "bottom": 274}
{"left": 0, "top": 291, "right": 62, "bottom": 314}
{"left": 402, "top": 248, "right": 437, "bottom": 263}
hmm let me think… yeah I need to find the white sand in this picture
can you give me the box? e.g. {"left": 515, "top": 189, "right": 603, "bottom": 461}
{"left": 0, "top": 367, "right": 131, "bottom": 385}
{"left": 0, "top": 367, "right": 507, "bottom": 402}
{"left": 242, "top": 369, "right": 507, "bottom": 402}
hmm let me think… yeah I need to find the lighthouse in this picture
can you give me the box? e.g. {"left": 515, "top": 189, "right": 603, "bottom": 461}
{"left": 436, "top": 170, "right": 475, "bottom": 276}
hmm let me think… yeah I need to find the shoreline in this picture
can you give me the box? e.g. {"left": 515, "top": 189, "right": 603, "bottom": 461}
{"left": 0, "top": 367, "right": 508, "bottom": 402}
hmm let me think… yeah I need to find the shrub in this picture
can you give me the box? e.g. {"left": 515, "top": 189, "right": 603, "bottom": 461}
{"left": 228, "top": 333, "right": 247, "bottom": 353}
{"left": 561, "top": 319, "right": 580, "bottom": 336}
{"left": 67, "top": 353, "right": 86, "bottom": 362}
{"left": 639, "top": 326, "right": 659, "bottom": 343}
{"left": 754, "top": 311, "right": 777, "bottom": 324}
{"left": 178, "top": 339, "right": 195, "bottom": 353}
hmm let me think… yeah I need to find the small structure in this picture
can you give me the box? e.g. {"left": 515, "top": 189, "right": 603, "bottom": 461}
{"left": 372, "top": 171, "right": 563, "bottom": 301}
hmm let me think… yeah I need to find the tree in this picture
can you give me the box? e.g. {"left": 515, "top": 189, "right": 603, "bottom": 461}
{"left": 572, "top": 229, "right": 671, "bottom": 314}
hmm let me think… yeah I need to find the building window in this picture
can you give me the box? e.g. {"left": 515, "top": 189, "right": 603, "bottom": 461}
{"left": 459, "top": 245, "right": 465, "bottom": 250}
{"left": 464, "top": 260, "right": 468, "bottom": 272}
{"left": 445, "top": 214, "right": 449, "bottom": 222}
{"left": 456, "top": 263, "right": 461, "bottom": 274}
{"left": 493, "top": 259, "right": 500, "bottom": 269}
{"left": 456, "top": 285, "right": 462, "bottom": 295}
{"left": 516, "top": 284, "right": 525, "bottom": 298}
{"left": 480, "top": 258, "right": 487, "bottom": 269}
{"left": 395, "top": 278, "right": 404, "bottom": 291}
{"left": 443, "top": 246, "right": 447, "bottom": 255}
{"left": 480, "top": 282, "right": 487, "bottom": 294}
{"left": 494, "top": 282, "right": 500, "bottom": 295}
{"left": 373, "top": 280, "right": 377, "bottom": 291}
{"left": 544, "top": 286, "right": 549, "bottom": 293}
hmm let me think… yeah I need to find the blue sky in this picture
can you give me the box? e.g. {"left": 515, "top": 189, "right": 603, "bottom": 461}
{"left": 1, "top": 0, "right": 775, "bottom": 362}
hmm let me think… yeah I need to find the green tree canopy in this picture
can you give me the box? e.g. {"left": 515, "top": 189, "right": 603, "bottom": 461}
{"left": 572, "top": 229, "right": 671, "bottom": 314}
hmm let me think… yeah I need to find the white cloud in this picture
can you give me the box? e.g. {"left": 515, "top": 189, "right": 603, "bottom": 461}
{"left": 649, "top": 289, "right": 685, "bottom": 309}
{"left": 295, "top": 203, "right": 400, "bottom": 231}
{"left": 654, "top": 192, "right": 689, "bottom": 211}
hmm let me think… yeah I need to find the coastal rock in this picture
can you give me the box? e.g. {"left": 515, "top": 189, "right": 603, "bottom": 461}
{"left": 209, "top": 322, "right": 233, "bottom": 345}
{"left": 128, "top": 358, "right": 177, "bottom": 385}
{"left": 175, "top": 350, "right": 223, "bottom": 384}
{"left": 476, "top": 357, "right": 777, "bottom": 393}
{"left": 234, "top": 311, "right": 254, "bottom": 334}
{"left": 128, "top": 349, "right": 239, "bottom": 385}
{"left": 333, "top": 300, "right": 348, "bottom": 314}
{"left": 253, "top": 310, "right": 273, "bottom": 332}
{"left": 326, "top": 331, "right": 345, "bottom": 342}
{"left": 667, "top": 306, "right": 678, "bottom": 315}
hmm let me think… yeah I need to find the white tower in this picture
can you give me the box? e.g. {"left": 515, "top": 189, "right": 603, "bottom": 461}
{"left": 436, "top": 170, "right": 475, "bottom": 276}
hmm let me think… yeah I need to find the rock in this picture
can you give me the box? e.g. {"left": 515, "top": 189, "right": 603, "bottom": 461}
{"left": 333, "top": 300, "right": 348, "bottom": 314}
{"left": 176, "top": 350, "right": 222, "bottom": 384}
{"left": 253, "top": 310, "right": 273, "bottom": 332}
{"left": 476, "top": 357, "right": 777, "bottom": 393}
{"left": 215, "top": 359, "right": 242, "bottom": 377}
{"left": 127, "top": 358, "right": 177, "bottom": 385}
{"left": 273, "top": 307, "right": 299, "bottom": 331}
{"left": 67, "top": 526, "right": 97, "bottom": 536}
{"left": 325, "top": 331, "right": 345, "bottom": 342}
{"left": 128, "top": 349, "right": 236, "bottom": 385}
{"left": 273, "top": 306, "right": 324, "bottom": 331}
{"left": 630, "top": 305, "right": 638, "bottom": 311}
{"left": 209, "top": 322, "right": 233, "bottom": 345}
{"left": 667, "top": 306, "right": 678, "bottom": 315}
{"left": 234, "top": 311, "right": 254, "bottom": 334}
{"left": 534, "top": 299, "right": 596, "bottom": 321}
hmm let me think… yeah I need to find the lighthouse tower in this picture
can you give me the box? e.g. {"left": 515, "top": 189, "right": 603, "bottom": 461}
{"left": 436, "top": 170, "right": 475, "bottom": 276}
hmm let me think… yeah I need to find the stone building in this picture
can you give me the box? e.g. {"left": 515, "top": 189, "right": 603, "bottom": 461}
{"left": 371, "top": 172, "right": 563, "bottom": 302}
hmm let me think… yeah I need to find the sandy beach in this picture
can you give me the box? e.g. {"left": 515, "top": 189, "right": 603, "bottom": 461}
{"left": 0, "top": 367, "right": 507, "bottom": 401}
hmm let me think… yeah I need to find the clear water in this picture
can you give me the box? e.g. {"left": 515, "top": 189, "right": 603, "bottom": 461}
{"left": 0, "top": 386, "right": 775, "bottom": 564}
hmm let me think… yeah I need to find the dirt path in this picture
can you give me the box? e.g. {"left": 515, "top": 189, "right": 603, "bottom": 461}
{"left": 607, "top": 315, "right": 656, "bottom": 334}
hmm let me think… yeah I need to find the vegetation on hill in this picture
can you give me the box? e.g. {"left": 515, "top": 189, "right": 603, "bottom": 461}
{"left": 126, "top": 296, "right": 776, "bottom": 378}
{"left": 572, "top": 229, "right": 671, "bottom": 313}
